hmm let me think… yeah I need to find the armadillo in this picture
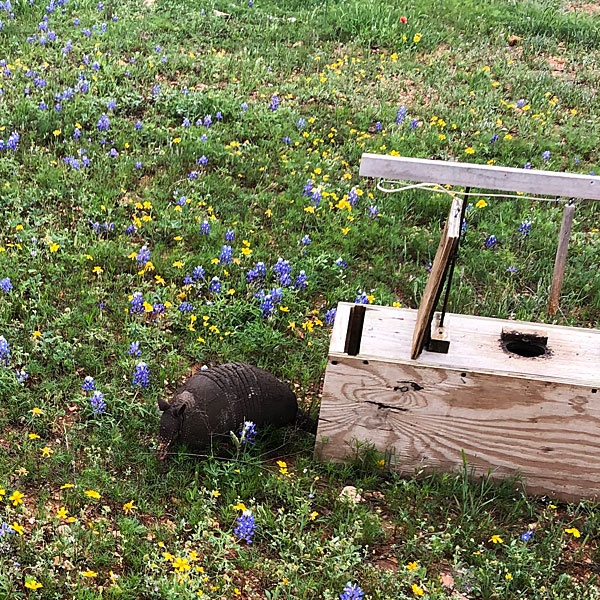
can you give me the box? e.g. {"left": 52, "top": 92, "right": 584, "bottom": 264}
{"left": 157, "top": 362, "right": 313, "bottom": 459}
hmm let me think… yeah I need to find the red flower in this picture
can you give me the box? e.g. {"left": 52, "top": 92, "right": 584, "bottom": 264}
{"left": 400, "top": 16, "right": 407, "bottom": 23}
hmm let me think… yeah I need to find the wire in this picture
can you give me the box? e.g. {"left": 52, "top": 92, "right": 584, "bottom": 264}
{"left": 376, "top": 179, "right": 573, "bottom": 204}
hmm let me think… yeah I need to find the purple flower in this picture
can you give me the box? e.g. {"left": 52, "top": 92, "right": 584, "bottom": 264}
{"left": 524, "top": 162, "right": 532, "bottom": 169}
{"left": 200, "top": 220, "right": 211, "bottom": 235}
{"left": 96, "top": 114, "right": 110, "bottom": 132}
{"left": 516, "top": 99, "right": 526, "bottom": 108}
{"left": 216, "top": 111, "right": 223, "bottom": 120}
{"left": 219, "top": 245, "right": 233, "bottom": 264}
{"left": 324, "top": 308, "right": 337, "bottom": 326}
{"left": 197, "top": 155, "right": 208, "bottom": 166}
{"left": 410, "top": 119, "right": 419, "bottom": 129}
{"left": 136, "top": 245, "right": 150, "bottom": 266}
{"left": 152, "top": 84, "right": 160, "bottom": 98}
{"left": 109, "top": 148, "right": 118, "bottom": 158}
{"left": 107, "top": 99, "right": 116, "bottom": 111}
{"left": 485, "top": 235, "right": 498, "bottom": 249}
{"left": 273, "top": 258, "right": 292, "bottom": 286}
{"left": 82, "top": 376, "right": 96, "bottom": 392}
{"left": 90, "top": 391, "right": 106, "bottom": 414}
{"left": 135, "top": 120, "right": 143, "bottom": 131}
{"left": 179, "top": 301, "right": 194, "bottom": 312}
{"left": 340, "top": 582, "right": 364, "bottom": 600}
{"left": 203, "top": 115, "right": 212, "bottom": 127}
{"left": 241, "top": 102, "right": 248, "bottom": 112}
{"left": 396, "top": 106, "right": 407, "bottom": 125}
{"left": 225, "top": 230, "right": 235, "bottom": 242}
{"left": 355, "top": 291, "right": 369, "bottom": 304}
{"left": 128, "top": 341, "right": 141, "bottom": 356}
{"left": 0, "top": 336, "right": 10, "bottom": 364}
{"left": 234, "top": 511, "right": 256, "bottom": 543}
{"left": 132, "top": 362, "right": 150, "bottom": 388}
{"left": 130, "top": 292, "right": 145, "bottom": 314}
{"left": 239, "top": 421, "right": 257, "bottom": 445}
{"left": 182, "top": 117, "right": 191, "bottom": 127}
{"left": 521, "top": 529, "right": 534, "bottom": 542}
{"left": 0, "top": 277, "right": 12, "bottom": 293}
{"left": 297, "top": 118, "right": 306, "bottom": 128}
{"left": 192, "top": 265, "right": 205, "bottom": 280}
{"left": 269, "top": 94, "right": 279, "bottom": 111}
{"left": 135, "top": 161, "right": 142, "bottom": 170}
{"left": 542, "top": 150, "right": 551, "bottom": 160}
{"left": 16, "top": 369, "right": 28, "bottom": 384}
{"left": 335, "top": 257, "right": 347, "bottom": 269}
{"left": 506, "top": 265, "right": 518, "bottom": 273}
{"left": 209, "top": 277, "right": 221, "bottom": 293}
{"left": 490, "top": 134, "right": 499, "bottom": 143}
{"left": 368, "top": 206, "right": 379, "bottom": 218}
{"left": 301, "top": 234, "right": 311, "bottom": 246}
{"left": 518, "top": 221, "right": 531, "bottom": 237}
{"left": 375, "top": 121, "right": 382, "bottom": 131}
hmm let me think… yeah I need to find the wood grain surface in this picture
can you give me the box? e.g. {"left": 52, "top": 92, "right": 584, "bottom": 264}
{"left": 316, "top": 356, "right": 600, "bottom": 500}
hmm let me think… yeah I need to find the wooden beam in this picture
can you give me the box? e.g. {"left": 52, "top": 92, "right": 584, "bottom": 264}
{"left": 359, "top": 154, "right": 600, "bottom": 201}
{"left": 411, "top": 196, "right": 463, "bottom": 359}
{"left": 548, "top": 203, "right": 576, "bottom": 315}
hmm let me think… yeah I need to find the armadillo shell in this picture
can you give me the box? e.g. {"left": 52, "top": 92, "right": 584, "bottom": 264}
{"left": 175, "top": 362, "right": 298, "bottom": 446}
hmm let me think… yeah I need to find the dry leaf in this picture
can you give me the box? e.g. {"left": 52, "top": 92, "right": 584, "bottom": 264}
{"left": 440, "top": 572, "right": 455, "bottom": 589}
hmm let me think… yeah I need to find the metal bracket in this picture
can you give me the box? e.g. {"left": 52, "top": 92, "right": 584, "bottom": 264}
{"left": 344, "top": 305, "right": 366, "bottom": 356}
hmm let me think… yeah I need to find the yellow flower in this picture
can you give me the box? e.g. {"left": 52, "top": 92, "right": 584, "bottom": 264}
{"left": 279, "top": 306, "right": 289, "bottom": 312}
{"left": 25, "top": 579, "right": 43, "bottom": 590}
{"left": 488, "top": 534, "right": 503, "bottom": 544}
{"left": 33, "top": 330, "right": 42, "bottom": 338}
{"left": 16, "top": 224, "right": 23, "bottom": 231}
{"left": 155, "top": 275, "right": 166, "bottom": 285}
{"left": 304, "top": 206, "right": 315, "bottom": 214}
{"left": 234, "top": 588, "right": 241, "bottom": 596}
{"left": 49, "top": 243, "right": 60, "bottom": 252}
{"left": 413, "top": 32, "right": 422, "bottom": 43}
{"left": 123, "top": 500, "right": 137, "bottom": 514}
{"left": 233, "top": 502, "right": 247, "bottom": 512}
{"left": 241, "top": 247, "right": 252, "bottom": 255}
{"left": 309, "top": 511, "right": 318, "bottom": 521}
{"left": 265, "top": 209, "right": 273, "bottom": 217}
{"left": 287, "top": 321, "right": 295, "bottom": 330}
{"left": 53, "top": 129, "right": 61, "bottom": 136}
{"left": 412, "top": 584, "right": 424, "bottom": 596}
{"left": 9, "top": 490, "right": 24, "bottom": 506}
{"left": 84, "top": 490, "right": 101, "bottom": 499}
{"left": 172, "top": 261, "right": 183, "bottom": 268}
{"left": 0, "top": 488, "right": 4, "bottom": 499}
{"left": 172, "top": 557, "right": 191, "bottom": 572}
{"left": 28, "top": 433, "right": 40, "bottom": 440}
{"left": 81, "top": 570, "right": 97, "bottom": 578}
{"left": 341, "top": 227, "right": 350, "bottom": 235}
{"left": 211, "top": 490, "right": 221, "bottom": 498}
{"left": 92, "top": 266, "right": 103, "bottom": 274}
{"left": 565, "top": 527, "right": 581, "bottom": 538}
{"left": 475, "top": 199, "right": 487, "bottom": 208}
{"left": 173, "top": 137, "right": 181, "bottom": 144}
{"left": 406, "top": 561, "right": 418, "bottom": 571}
{"left": 60, "top": 483, "right": 74, "bottom": 490}
{"left": 505, "top": 573, "right": 513, "bottom": 580}
{"left": 464, "top": 147, "right": 475, "bottom": 154}
{"left": 392, "top": 302, "right": 401, "bottom": 308}
{"left": 40, "top": 447, "right": 54, "bottom": 457}
{"left": 12, "top": 522, "right": 24, "bottom": 535}
{"left": 31, "top": 407, "right": 43, "bottom": 416}
{"left": 57, "top": 507, "right": 68, "bottom": 519}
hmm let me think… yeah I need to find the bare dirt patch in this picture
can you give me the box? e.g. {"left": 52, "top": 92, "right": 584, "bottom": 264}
{"left": 564, "top": 1, "right": 600, "bottom": 14}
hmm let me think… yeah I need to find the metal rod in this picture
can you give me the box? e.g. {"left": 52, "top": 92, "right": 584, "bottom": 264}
{"left": 438, "top": 188, "right": 470, "bottom": 328}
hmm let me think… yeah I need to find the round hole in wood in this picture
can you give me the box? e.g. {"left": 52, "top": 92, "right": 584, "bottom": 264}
{"left": 363, "top": 360, "right": 369, "bottom": 365}
{"left": 593, "top": 389, "right": 598, "bottom": 394}
{"left": 331, "top": 360, "right": 338, "bottom": 365}
{"left": 461, "top": 373, "right": 467, "bottom": 378}
{"left": 505, "top": 339, "right": 546, "bottom": 358}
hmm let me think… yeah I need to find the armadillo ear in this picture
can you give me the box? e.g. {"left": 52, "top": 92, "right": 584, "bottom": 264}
{"left": 172, "top": 391, "right": 194, "bottom": 417}
{"left": 157, "top": 397, "right": 170, "bottom": 411}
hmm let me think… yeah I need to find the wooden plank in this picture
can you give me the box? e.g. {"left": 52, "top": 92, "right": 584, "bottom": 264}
{"left": 411, "top": 196, "right": 463, "bottom": 359}
{"left": 548, "top": 203, "right": 576, "bottom": 315}
{"left": 315, "top": 355, "right": 600, "bottom": 500}
{"left": 334, "top": 304, "right": 600, "bottom": 387}
{"left": 359, "top": 153, "right": 600, "bottom": 201}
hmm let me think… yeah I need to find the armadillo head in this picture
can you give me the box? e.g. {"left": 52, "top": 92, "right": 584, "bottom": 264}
{"left": 157, "top": 391, "right": 193, "bottom": 460}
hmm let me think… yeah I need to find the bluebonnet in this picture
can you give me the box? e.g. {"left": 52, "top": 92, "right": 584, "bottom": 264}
{"left": 375, "top": 121, "right": 382, "bottom": 131}
{"left": 177, "top": 196, "right": 187, "bottom": 207}
{"left": 524, "top": 162, "right": 532, "bottom": 169}
{"left": 134, "top": 120, "right": 143, "bottom": 130}
{"left": 216, "top": 111, "right": 223, "bottom": 120}
{"left": 96, "top": 114, "right": 110, "bottom": 132}
{"left": 135, "top": 161, "right": 142, "bottom": 170}
{"left": 521, "top": 529, "right": 534, "bottom": 542}
{"left": 182, "top": 117, "right": 191, "bottom": 127}
{"left": 273, "top": 258, "right": 292, "bottom": 286}
{"left": 90, "top": 391, "right": 106, "bottom": 414}
{"left": 188, "top": 171, "right": 199, "bottom": 180}
{"left": 152, "top": 303, "right": 166, "bottom": 316}
{"left": 368, "top": 206, "right": 379, "bottom": 218}
{"left": 0, "top": 277, "right": 12, "bottom": 293}
{"left": 136, "top": 245, "right": 150, "bottom": 266}
{"left": 179, "top": 301, "right": 194, "bottom": 312}
{"left": 340, "top": 582, "right": 364, "bottom": 600}
{"left": 302, "top": 179, "right": 313, "bottom": 197}
{"left": 126, "top": 224, "right": 137, "bottom": 235}
{"left": 348, "top": 187, "right": 358, "bottom": 206}
{"left": 542, "top": 150, "right": 551, "bottom": 160}
{"left": 183, "top": 275, "right": 193, "bottom": 286}
{"left": 107, "top": 98, "right": 116, "bottom": 110}
{"left": 269, "top": 94, "right": 279, "bottom": 111}
{"left": 410, "top": 119, "right": 419, "bottom": 129}
{"left": 517, "top": 98, "right": 526, "bottom": 108}
{"left": 132, "top": 362, "right": 150, "bottom": 387}
{"left": 519, "top": 221, "right": 531, "bottom": 237}
{"left": 490, "top": 134, "right": 499, "bottom": 143}
{"left": 283, "top": 136, "right": 291, "bottom": 144}
{"left": 220, "top": 245, "right": 233, "bottom": 264}
{"left": 1, "top": 132, "right": 19, "bottom": 152}
{"left": 301, "top": 234, "right": 311, "bottom": 246}
{"left": 152, "top": 84, "right": 160, "bottom": 98}
{"left": 241, "top": 102, "right": 248, "bottom": 112}
{"left": 485, "top": 235, "right": 498, "bottom": 249}
{"left": 239, "top": 421, "right": 257, "bottom": 445}
{"left": 311, "top": 188, "right": 322, "bottom": 208}
{"left": 109, "top": 148, "right": 118, "bottom": 158}
{"left": 507, "top": 266, "right": 518, "bottom": 273}
{"left": 294, "top": 270, "right": 308, "bottom": 290}
{"left": 82, "top": 376, "right": 96, "bottom": 392}
{"left": 225, "top": 230, "right": 235, "bottom": 242}
{"left": 197, "top": 155, "right": 208, "bottom": 166}
{"left": 297, "top": 118, "right": 306, "bottom": 128}
{"left": 256, "top": 288, "right": 282, "bottom": 317}
{"left": 209, "top": 277, "right": 221, "bottom": 293}
{"left": 355, "top": 291, "right": 369, "bottom": 304}
{"left": 0, "top": 523, "right": 16, "bottom": 536}
{"left": 202, "top": 115, "right": 212, "bottom": 127}
{"left": 234, "top": 511, "right": 256, "bottom": 543}
{"left": 324, "top": 308, "right": 337, "bottom": 326}
{"left": 130, "top": 292, "right": 145, "bottom": 314}
{"left": 192, "top": 265, "right": 205, "bottom": 280}
{"left": 246, "top": 262, "right": 267, "bottom": 282}
{"left": 0, "top": 336, "right": 9, "bottom": 364}
{"left": 128, "top": 341, "right": 141, "bottom": 356}
{"left": 396, "top": 106, "right": 407, "bottom": 124}
{"left": 200, "top": 220, "right": 211, "bottom": 235}
{"left": 335, "top": 257, "right": 348, "bottom": 269}
{"left": 16, "top": 369, "right": 28, "bottom": 384}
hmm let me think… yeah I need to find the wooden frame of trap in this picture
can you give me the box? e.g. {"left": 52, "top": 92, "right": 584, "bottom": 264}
{"left": 315, "top": 154, "right": 600, "bottom": 501}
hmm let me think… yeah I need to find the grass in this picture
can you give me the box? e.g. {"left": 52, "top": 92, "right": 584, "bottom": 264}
{"left": 0, "top": 0, "right": 599, "bottom": 597}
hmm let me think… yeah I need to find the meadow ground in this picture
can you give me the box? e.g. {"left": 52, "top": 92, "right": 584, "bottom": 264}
{"left": 1, "top": 0, "right": 599, "bottom": 598}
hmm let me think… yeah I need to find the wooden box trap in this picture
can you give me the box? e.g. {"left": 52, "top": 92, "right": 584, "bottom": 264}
{"left": 315, "top": 155, "right": 600, "bottom": 501}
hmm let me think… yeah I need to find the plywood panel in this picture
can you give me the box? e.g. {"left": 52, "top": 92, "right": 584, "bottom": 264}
{"left": 316, "top": 356, "right": 600, "bottom": 500}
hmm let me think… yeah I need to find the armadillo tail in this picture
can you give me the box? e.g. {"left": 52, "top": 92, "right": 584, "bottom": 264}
{"left": 295, "top": 409, "right": 318, "bottom": 435}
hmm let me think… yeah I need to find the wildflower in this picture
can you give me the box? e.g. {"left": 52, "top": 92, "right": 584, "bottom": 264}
{"left": 273, "top": 258, "right": 292, "bottom": 286}
{"left": 488, "top": 534, "right": 503, "bottom": 544}
{"left": 179, "top": 302, "right": 194, "bottom": 312}
{"left": 301, "top": 234, "right": 311, "bottom": 246}
{"left": 82, "top": 376, "right": 96, "bottom": 392}
{"left": 84, "top": 490, "right": 101, "bottom": 499}
{"left": 203, "top": 115, "right": 212, "bottom": 127}
{"left": 368, "top": 206, "right": 379, "bottom": 218}
{"left": 225, "top": 230, "right": 235, "bottom": 242}
{"left": 9, "top": 490, "right": 24, "bottom": 506}
{"left": 128, "top": 341, "right": 141, "bottom": 356}
{"left": 136, "top": 245, "right": 150, "bottom": 266}
{"left": 193, "top": 265, "right": 206, "bottom": 280}
{"left": 396, "top": 106, "right": 407, "bottom": 125}
{"left": 25, "top": 579, "right": 43, "bottom": 590}
{"left": 123, "top": 500, "right": 137, "bottom": 514}
{"left": 406, "top": 561, "right": 418, "bottom": 571}
{"left": 542, "top": 150, "right": 551, "bottom": 160}
{"left": 219, "top": 245, "right": 233, "bottom": 264}
{"left": 490, "top": 134, "right": 499, "bottom": 143}
{"left": 324, "top": 308, "right": 337, "bottom": 326}
{"left": 294, "top": 270, "right": 308, "bottom": 290}
{"left": 241, "top": 102, "right": 248, "bottom": 112}
{"left": 135, "top": 120, "right": 143, "bottom": 130}
{"left": 239, "top": 421, "right": 257, "bottom": 445}
{"left": 234, "top": 510, "right": 256, "bottom": 543}
{"left": 335, "top": 257, "right": 348, "bottom": 269}
{"left": 0, "top": 277, "right": 12, "bottom": 292}
{"left": 11, "top": 522, "right": 24, "bottom": 535}
{"left": 56, "top": 507, "right": 68, "bottom": 519}
{"left": 485, "top": 235, "right": 497, "bottom": 249}
{"left": 197, "top": 155, "right": 208, "bottom": 166}
{"left": 518, "top": 220, "right": 531, "bottom": 237}
{"left": 30, "top": 407, "right": 42, "bottom": 416}
{"left": 40, "top": 447, "right": 54, "bottom": 457}
{"left": 410, "top": 119, "right": 419, "bottom": 129}
{"left": 412, "top": 584, "right": 424, "bottom": 596}
{"left": 355, "top": 291, "right": 369, "bottom": 304}
{"left": 0, "top": 336, "right": 9, "bottom": 364}
{"left": 524, "top": 162, "right": 532, "bottom": 169}
{"left": 340, "top": 582, "right": 364, "bottom": 600}
{"left": 375, "top": 121, "right": 382, "bottom": 131}
{"left": 173, "top": 557, "right": 191, "bottom": 572}
{"left": 269, "top": 94, "right": 280, "bottom": 111}
{"left": 209, "top": 277, "right": 221, "bottom": 293}
{"left": 96, "top": 114, "right": 110, "bottom": 132}
{"left": 565, "top": 527, "right": 581, "bottom": 538}
{"left": 521, "top": 529, "right": 534, "bottom": 541}
{"left": 132, "top": 362, "right": 150, "bottom": 388}
{"left": 130, "top": 292, "right": 145, "bottom": 314}
{"left": 400, "top": 16, "right": 407, "bottom": 23}
{"left": 506, "top": 266, "right": 518, "bottom": 274}
{"left": 200, "top": 220, "right": 211, "bottom": 235}
{"left": 476, "top": 199, "right": 487, "bottom": 208}
{"left": 81, "top": 570, "right": 97, "bottom": 578}
{"left": 90, "top": 391, "right": 106, "bottom": 414}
